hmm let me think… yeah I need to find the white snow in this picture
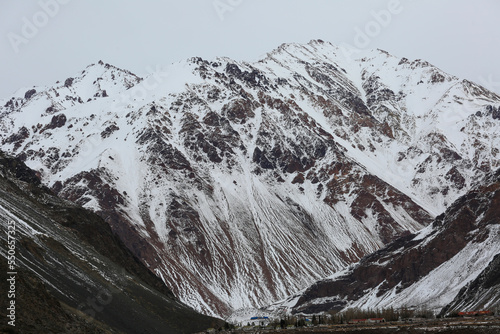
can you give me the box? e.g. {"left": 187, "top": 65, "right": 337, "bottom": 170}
{"left": 1, "top": 41, "right": 499, "bottom": 318}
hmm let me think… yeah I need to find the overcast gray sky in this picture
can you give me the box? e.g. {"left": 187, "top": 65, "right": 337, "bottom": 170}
{"left": 1, "top": 0, "right": 499, "bottom": 98}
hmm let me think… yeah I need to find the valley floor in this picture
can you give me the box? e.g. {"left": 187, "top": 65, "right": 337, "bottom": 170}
{"left": 219, "top": 317, "right": 500, "bottom": 334}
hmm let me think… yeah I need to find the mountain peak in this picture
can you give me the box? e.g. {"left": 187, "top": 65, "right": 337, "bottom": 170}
{"left": 1, "top": 60, "right": 142, "bottom": 120}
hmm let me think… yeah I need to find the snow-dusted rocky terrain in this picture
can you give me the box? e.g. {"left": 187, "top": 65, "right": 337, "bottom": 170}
{"left": 270, "top": 168, "right": 500, "bottom": 316}
{"left": 1, "top": 40, "right": 500, "bottom": 317}
{"left": 0, "top": 151, "right": 221, "bottom": 333}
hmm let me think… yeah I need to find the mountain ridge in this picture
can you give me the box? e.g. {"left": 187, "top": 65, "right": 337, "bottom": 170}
{"left": 2, "top": 40, "right": 500, "bottom": 317}
{"left": 270, "top": 167, "right": 500, "bottom": 315}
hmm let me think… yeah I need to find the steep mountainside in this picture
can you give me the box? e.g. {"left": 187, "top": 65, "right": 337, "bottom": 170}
{"left": 1, "top": 40, "right": 500, "bottom": 316}
{"left": 0, "top": 151, "right": 221, "bottom": 333}
{"left": 273, "top": 168, "right": 500, "bottom": 315}
{"left": 441, "top": 253, "right": 500, "bottom": 315}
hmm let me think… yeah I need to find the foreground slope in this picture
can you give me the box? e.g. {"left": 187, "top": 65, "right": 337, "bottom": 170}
{"left": 278, "top": 168, "right": 500, "bottom": 314}
{"left": 441, "top": 252, "right": 500, "bottom": 315}
{"left": 0, "top": 151, "right": 221, "bottom": 333}
{"left": 1, "top": 41, "right": 500, "bottom": 316}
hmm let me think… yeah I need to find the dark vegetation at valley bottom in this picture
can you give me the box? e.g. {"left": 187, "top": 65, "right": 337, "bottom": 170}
{"left": 205, "top": 312, "right": 500, "bottom": 334}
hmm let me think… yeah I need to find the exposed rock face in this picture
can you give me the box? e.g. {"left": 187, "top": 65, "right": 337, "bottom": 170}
{"left": 2, "top": 126, "right": 30, "bottom": 150}
{"left": 24, "top": 88, "right": 36, "bottom": 99}
{"left": 1, "top": 40, "right": 500, "bottom": 317}
{"left": 279, "top": 168, "right": 500, "bottom": 315}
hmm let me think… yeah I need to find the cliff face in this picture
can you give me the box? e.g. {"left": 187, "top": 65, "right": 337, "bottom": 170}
{"left": 2, "top": 40, "right": 500, "bottom": 316}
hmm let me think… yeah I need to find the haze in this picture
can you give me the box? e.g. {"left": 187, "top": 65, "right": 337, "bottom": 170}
{"left": 1, "top": 0, "right": 499, "bottom": 97}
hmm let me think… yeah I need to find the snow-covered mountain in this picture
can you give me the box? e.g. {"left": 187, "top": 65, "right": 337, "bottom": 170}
{"left": 2, "top": 40, "right": 499, "bottom": 317}
{"left": 272, "top": 167, "right": 500, "bottom": 315}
